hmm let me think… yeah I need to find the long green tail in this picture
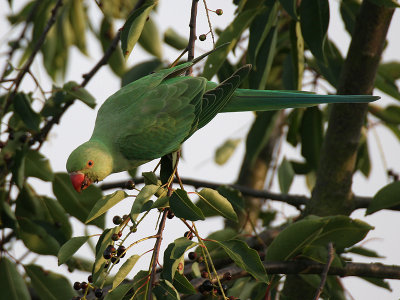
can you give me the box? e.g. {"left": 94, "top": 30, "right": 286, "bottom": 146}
{"left": 221, "top": 89, "right": 380, "bottom": 113}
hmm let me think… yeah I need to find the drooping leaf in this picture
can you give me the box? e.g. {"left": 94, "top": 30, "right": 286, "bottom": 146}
{"left": 63, "top": 81, "right": 96, "bottom": 108}
{"left": 130, "top": 184, "right": 160, "bottom": 220}
{"left": 215, "top": 138, "right": 241, "bottom": 165}
{"left": 280, "top": 0, "right": 298, "bottom": 19}
{"left": 138, "top": 17, "right": 162, "bottom": 58}
{"left": 300, "top": 106, "right": 323, "bottom": 169}
{"left": 361, "top": 277, "right": 392, "bottom": 291}
{"left": 58, "top": 236, "right": 89, "bottom": 265}
{"left": 299, "top": 0, "right": 329, "bottom": 62}
{"left": 104, "top": 283, "right": 132, "bottom": 300}
{"left": 86, "top": 190, "right": 128, "bottom": 223}
{"left": 70, "top": 0, "right": 87, "bottom": 53}
{"left": 170, "top": 237, "right": 197, "bottom": 260}
{"left": 278, "top": 158, "right": 295, "bottom": 194}
{"left": 121, "top": 59, "right": 163, "bottom": 86}
{"left": 152, "top": 279, "right": 180, "bottom": 300}
{"left": 164, "top": 28, "right": 187, "bottom": 50}
{"left": 173, "top": 273, "right": 196, "bottom": 294}
{"left": 41, "top": 196, "right": 72, "bottom": 241}
{"left": 202, "top": 8, "right": 259, "bottom": 80}
{"left": 24, "top": 150, "right": 54, "bottom": 181}
{"left": 112, "top": 255, "right": 140, "bottom": 290}
{"left": 366, "top": 181, "right": 400, "bottom": 215}
{"left": 346, "top": 246, "right": 384, "bottom": 258}
{"left": 197, "top": 188, "right": 238, "bottom": 222}
{"left": 52, "top": 173, "right": 104, "bottom": 228}
{"left": 142, "top": 171, "right": 159, "bottom": 185}
{"left": 169, "top": 189, "right": 205, "bottom": 221}
{"left": 0, "top": 258, "right": 30, "bottom": 300}
{"left": 340, "top": 0, "right": 360, "bottom": 36}
{"left": 24, "top": 264, "right": 76, "bottom": 300}
{"left": 13, "top": 93, "right": 40, "bottom": 132}
{"left": 286, "top": 20, "right": 304, "bottom": 90}
{"left": 18, "top": 218, "right": 60, "bottom": 255}
{"left": 217, "top": 185, "right": 245, "bottom": 211}
{"left": 216, "top": 239, "right": 268, "bottom": 283}
{"left": 266, "top": 216, "right": 325, "bottom": 261}
{"left": 120, "top": 0, "right": 158, "bottom": 60}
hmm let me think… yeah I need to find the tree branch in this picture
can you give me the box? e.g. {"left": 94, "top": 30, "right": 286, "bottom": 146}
{"left": 185, "top": 0, "right": 199, "bottom": 75}
{"left": 313, "top": 243, "right": 335, "bottom": 300}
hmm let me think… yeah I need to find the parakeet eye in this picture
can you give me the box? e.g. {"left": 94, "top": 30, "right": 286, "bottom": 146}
{"left": 87, "top": 160, "right": 94, "bottom": 167}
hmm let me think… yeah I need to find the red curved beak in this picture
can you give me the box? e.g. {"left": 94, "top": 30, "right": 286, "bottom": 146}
{"left": 69, "top": 172, "right": 92, "bottom": 192}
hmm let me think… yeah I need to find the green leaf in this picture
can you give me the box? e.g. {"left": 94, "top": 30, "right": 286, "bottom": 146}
{"left": 266, "top": 216, "right": 325, "bottom": 261}
{"left": 280, "top": 0, "right": 298, "bottom": 19}
{"left": 18, "top": 218, "right": 60, "bottom": 255}
{"left": 169, "top": 189, "right": 205, "bottom": 221}
{"left": 121, "top": 59, "right": 163, "bottom": 86}
{"left": 215, "top": 138, "right": 241, "bottom": 165}
{"left": 173, "top": 273, "right": 196, "bottom": 294}
{"left": 151, "top": 196, "right": 170, "bottom": 209}
{"left": 52, "top": 173, "right": 104, "bottom": 228}
{"left": 86, "top": 190, "right": 128, "bottom": 223}
{"left": 112, "top": 255, "right": 140, "bottom": 290}
{"left": 70, "top": 0, "right": 87, "bottom": 53}
{"left": 58, "top": 236, "right": 89, "bottom": 265}
{"left": 300, "top": 106, "right": 323, "bottom": 169}
{"left": 92, "top": 227, "right": 119, "bottom": 285}
{"left": 340, "top": 0, "right": 360, "bottom": 36}
{"left": 104, "top": 283, "right": 132, "bottom": 300}
{"left": 24, "top": 150, "right": 54, "bottom": 181}
{"left": 11, "top": 146, "right": 27, "bottom": 188}
{"left": 63, "top": 81, "right": 96, "bottom": 108}
{"left": 216, "top": 239, "right": 268, "bottom": 283}
{"left": 164, "top": 28, "right": 187, "bottom": 50}
{"left": 13, "top": 93, "right": 40, "bottom": 132}
{"left": 367, "top": 181, "right": 400, "bottom": 215}
{"left": 346, "top": 246, "right": 384, "bottom": 258}
{"left": 286, "top": 20, "right": 304, "bottom": 90}
{"left": 24, "top": 264, "right": 76, "bottom": 300}
{"left": 361, "top": 277, "right": 392, "bottom": 291}
{"left": 356, "top": 132, "right": 371, "bottom": 177}
{"left": 300, "top": 0, "right": 329, "bottom": 61}
{"left": 153, "top": 279, "right": 180, "bottom": 300}
{"left": 142, "top": 171, "right": 159, "bottom": 185}
{"left": 0, "top": 258, "right": 30, "bottom": 300}
{"left": 202, "top": 8, "right": 259, "bottom": 80}
{"left": 197, "top": 188, "right": 238, "bottom": 222}
{"left": 132, "top": 270, "right": 149, "bottom": 300}
{"left": 171, "top": 237, "right": 197, "bottom": 259}
{"left": 278, "top": 158, "right": 295, "bottom": 194}
{"left": 121, "top": 0, "right": 158, "bottom": 60}
{"left": 41, "top": 196, "right": 72, "bottom": 241}
{"left": 138, "top": 17, "right": 162, "bottom": 58}
{"left": 217, "top": 185, "right": 245, "bottom": 211}
{"left": 130, "top": 184, "right": 160, "bottom": 220}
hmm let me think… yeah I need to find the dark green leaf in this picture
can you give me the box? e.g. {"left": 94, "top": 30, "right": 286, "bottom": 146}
{"left": 121, "top": 0, "right": 157, "bottom": 60}
{"left": 284, "top": 21, "right": 304, "bottom": 90}
{"left": 153, "top": 279, "right": 180, "bottom": 300}
{"left": 138, "top": 17, "right": 162, "bottom": 58}
{"left": 340, "top": 0, "right": 360, "bottom": 36}
{"left": 346, "top": 246, "right": 384, "bottom": 258}
{"left": 300, "top": 106, "right": 323, "bottom": 169}
{"left": 215, "top": 138, "right": 241, "bottom": 165}
{"left": 0, "top": 258, "right": 30, "bottom": 300}
{"left": 164, "top": 28, "right": 187, "bottom": 50}
{"left": 58, "top": 236, "right": 89, "bottom": 265}
{"left": 13, "top": 93, "right": 40, "bottom": 132}
{"left": 18, "top": 218, "right": 60, "bottom": 255}
{"left": 173, "top": 273, "right": 196, "bottom": 294}
{"left": 86, "top": 190, "right": 128, "bottom": 223}
{"left": 216, "top": 239, "right": 268, "bottom": 283}
{"left": 361, "top": 277, "right": 392, "bottom": 291}
{"left": 202, "top": 8, "right": 259, "bottom": 80}
{"left": 286, "top": 108, "right": 304, "bottom": 146}
{"left": 41, "top": 196, "right": 72, "bottom": 241}
{"left": 70, "top": 0, "right": 87, "bottom": 53}
{"left": 217, "top": 185, "right": 245, "bottom": 211}
{"left": 170, "top": 237, "right": 197, "bottom": 260}
{"left": 63, "top": 81, "right": 96, "bottom": 108}
{"left": 356, "top": 132, "right": 371, "bottom": 177}
{"left": 104, "top": 283, "right": 132, "bottom": 300}
{"left": 25, "top": 150, "right": 53, "bottom": 181}
{"left": 368, "top": 0, "right": 400, "bottom": 8}
{"left": 367, "top": 181, "right": 400, "bottom": 214}
{"left": 278, "top": 158, "right": 295, "bottom": 194}
{"left": 198, "top": 188, "right": 238, "bottom": 222}
{"left": 169, "top": 189, "right": 205, "bottom": 221}
{"left": 112, "top": 255, "right": 140, "bottom": 290}
{"left": 300, "top": 0, "right": 329, "bottom": 61}
{"left": 142, "top": 171, "right": 159, "bottom": 185}
{"left": 266, "top": 216, "right": 325, "bottom": 261}
{"left": 280, "top": 0, "right": 298, "bottom": 19}
{"left": 132, "top": 270, "right": 149, "bottom": 300}
{"left": 11, "top": 146, "right": 27, "bottom": 188}
{"left": 369, "top": 104, "right": 400, "bottom": 124}
{"left": 24, "top": 264, "right": 76, "bottom": 300}
{"left": 52, "top": 173, "right": 104, "bottom": 228}
{"left": 121, "top": 59, "right": 163, "bottom": 86}
{"left": 130, "top": 184, "right": 159, "bottom": 220}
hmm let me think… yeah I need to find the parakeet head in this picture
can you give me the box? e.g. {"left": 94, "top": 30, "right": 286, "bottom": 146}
{"left": 66, "top": 140, "right": 113, "bottom": 192}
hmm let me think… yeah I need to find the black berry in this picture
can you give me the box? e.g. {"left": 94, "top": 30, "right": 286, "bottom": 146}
{"left": 94, "top": 288, "right": 103, "bottom": 298}
{"left": 88, "top": 275, "right": 93, "bottom": 283}
{"left": 80, "top": 281, "right": 88, "bottom": 290}
{"left": 106, "top": 245, "right": 116, "bottom": 253}
{"left": 125, "top": 180, "right": 135, "bottom": 189}
{"left": 167, "top": 211, "right": 175, "bottom": 219}
{"left": 130, "top": 226, "right": 137, "bottom": 233}
{"left": 199, "top": 34, "right": 206, "bottom": 41}
{"left": 113, "top": 215, "right": 123, "bottom": 225}
{"left": 73, "top": 281, "right": 81, "bottom": 290}
{"left": 201, "top": 271, "right": 208, "bottom": 278}
{"left": 188, "top": 252, "right": 197, "bottom": 260}
{"left": 223, "top": 272, "right": 232, "bottom": 280}
{"left": 184, "top": 231, "right": 193, "bottom": 240}
{"left": 117, "top": 246, "right": 126, "bottom": 258}
{"left": 216, "top": 9, "right": 223, "bottom": 15}
{"left": 202, "top": 280, "right": 214, "bottom": 291}
{"left": 111, "top": 257, "right": 120, "bottom": 264}
{"left": 103, "top": 250, "right": 112, "bottom": 259}
{"left": 217, "top": 283, "right": 228, "bottom": 295}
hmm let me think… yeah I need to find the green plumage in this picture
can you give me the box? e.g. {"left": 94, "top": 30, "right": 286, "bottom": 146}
{"left": 66, "top": 56, "right": 379, "bottom": 185}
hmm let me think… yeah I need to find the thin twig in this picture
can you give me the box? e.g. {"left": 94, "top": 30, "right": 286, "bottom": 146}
{"left": 147, "top": 209, "right": 169, "bottom": 300}
{"left": 313, "top": 242, "right": 335, "bottom": 300}
{"left": 3, "top": 0, "right": 63, "bottom": 114}
{"left": 202, "top": 0, "right": 215, "bottom": 46}
{"left": 186, "top": 0, "right": 199, "bottom": 75}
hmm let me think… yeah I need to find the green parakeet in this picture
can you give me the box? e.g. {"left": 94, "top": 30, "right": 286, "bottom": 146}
{"left": 67, "top": 53, "right": 379, "bottom": 192}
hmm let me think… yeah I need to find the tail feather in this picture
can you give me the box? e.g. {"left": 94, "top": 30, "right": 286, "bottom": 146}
{"left": 222, "top": 89, "right": 380, "bottom": 112}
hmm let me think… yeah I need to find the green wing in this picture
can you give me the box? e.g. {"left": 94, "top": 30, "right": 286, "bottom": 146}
{"left": 114, "top": 76, "right": 207, "bottom": 160}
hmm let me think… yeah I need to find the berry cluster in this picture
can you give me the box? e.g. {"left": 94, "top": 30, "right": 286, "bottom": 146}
{"left": 198, "top": 279, "right": 228, "bottom": 296}
{"left": 103, "top": 244, "right": 126, "bottom": 267}
{"left": 72, "top": 275, "right": 103, "bottom": 299}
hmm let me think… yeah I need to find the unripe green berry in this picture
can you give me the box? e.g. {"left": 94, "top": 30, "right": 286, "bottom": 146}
{"left": 199, "top": 34, "right": 206, "bottom": 41}
{"left": 216, "top": 9, "right": 223, "bottom": 15}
